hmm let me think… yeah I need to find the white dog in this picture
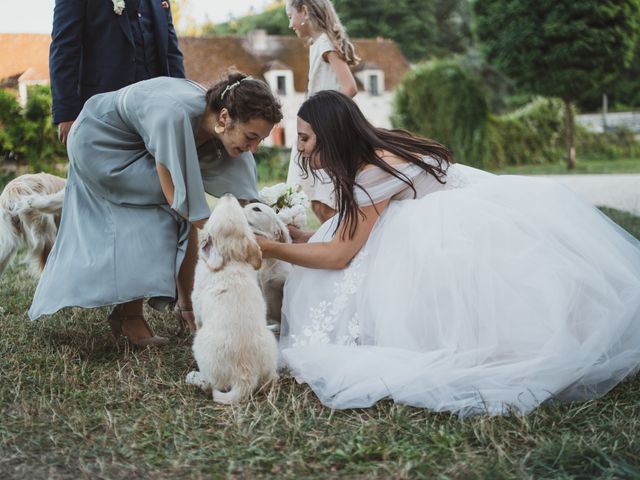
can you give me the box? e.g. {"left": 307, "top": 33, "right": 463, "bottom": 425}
{"left": 0, "top": 173, "right": 66, "bottom": 277}
{"left": 186, "top": 194, "right": 279, "bottom": 404}
{"left": 243, "top": 202, "right": 292, "bottom": 330}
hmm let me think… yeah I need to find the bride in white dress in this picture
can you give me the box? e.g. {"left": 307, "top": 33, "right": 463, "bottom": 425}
{"left": 256, "top": 90, "right": 640, "bottom": 416}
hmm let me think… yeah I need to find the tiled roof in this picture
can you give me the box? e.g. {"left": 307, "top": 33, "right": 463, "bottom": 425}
{"left": 180, "top": 36, "right": 265, "bottom": 87}
{"left": 0, "top": 33, "right": 410, "bottom": 92}
{"left": 0, "top": 34, "right": 50, "bottom": 84}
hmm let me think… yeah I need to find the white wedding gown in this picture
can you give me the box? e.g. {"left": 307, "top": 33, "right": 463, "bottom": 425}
{"left": 280, "top": 159, "right": 640, "bottom": 416}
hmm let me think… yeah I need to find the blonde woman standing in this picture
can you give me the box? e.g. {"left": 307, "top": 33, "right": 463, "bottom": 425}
{"left": 285, "top": 0, "right": 359, "bottom": 223}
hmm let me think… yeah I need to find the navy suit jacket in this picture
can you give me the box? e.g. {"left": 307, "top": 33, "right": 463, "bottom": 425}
{"left": 49, "top": 0, "right": 185, "bottom": 124}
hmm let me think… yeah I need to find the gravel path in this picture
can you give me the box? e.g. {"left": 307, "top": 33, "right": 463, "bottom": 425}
{"left": 534, "top": 174, "right": 640, "bottom": 216}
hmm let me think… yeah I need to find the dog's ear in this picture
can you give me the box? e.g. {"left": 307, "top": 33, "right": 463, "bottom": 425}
{"left": 199, "top": 237, "right": 225, "bottom": 272}
{"left": 245, "top": 239, "right": 262, "bottom": 270}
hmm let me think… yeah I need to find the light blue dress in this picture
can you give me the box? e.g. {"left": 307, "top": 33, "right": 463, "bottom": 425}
{"left": 29, "top": 77, "right": 260, "bottom": 320}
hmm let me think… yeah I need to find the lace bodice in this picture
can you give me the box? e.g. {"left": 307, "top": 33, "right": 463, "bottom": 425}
{"left": 354, "top": 158, "right": 485, "bottom": 206}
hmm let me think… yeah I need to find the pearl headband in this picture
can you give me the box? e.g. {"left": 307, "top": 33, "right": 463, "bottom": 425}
{"left": 220, "top": 76, "right": 254, "bottom": 100}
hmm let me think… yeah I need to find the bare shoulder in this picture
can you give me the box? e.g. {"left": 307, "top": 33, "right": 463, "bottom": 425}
{"left": 360, "top": 150, "right": 411, "bottom": 172}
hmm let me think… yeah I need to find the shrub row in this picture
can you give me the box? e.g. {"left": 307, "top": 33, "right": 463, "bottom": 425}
{"left": 392, "top": 60, "right": 640, "bottom": 169}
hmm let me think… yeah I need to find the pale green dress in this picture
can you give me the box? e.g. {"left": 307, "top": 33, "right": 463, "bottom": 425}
{"left": 29, "top": 77, "right": 259, "bottom": 319}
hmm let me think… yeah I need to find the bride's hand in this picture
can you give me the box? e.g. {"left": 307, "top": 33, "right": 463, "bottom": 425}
{"left": 288, "top": 225, "right": 314, "bottom": 243}
{"left": 255, "top": 235, "right": 273, "bottom": 257}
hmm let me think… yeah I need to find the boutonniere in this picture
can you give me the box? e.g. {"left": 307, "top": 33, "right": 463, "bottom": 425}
{"left": 112, "top": 0, "right": 125, "bottom": 15}
{"left": 161, "top": 1, "right": 169, "bottom": 9}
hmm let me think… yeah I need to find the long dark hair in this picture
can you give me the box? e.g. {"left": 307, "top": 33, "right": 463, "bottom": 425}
{"left": 297, "top": 90, "right": 453, "bottom": 239}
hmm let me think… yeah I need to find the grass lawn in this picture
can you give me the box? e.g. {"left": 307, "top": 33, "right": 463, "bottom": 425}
{"left": 489, "top": 157, "right": 640, "bottom": 175}
{"left": 1, "top": 208, "right": 639, "bottom": 479}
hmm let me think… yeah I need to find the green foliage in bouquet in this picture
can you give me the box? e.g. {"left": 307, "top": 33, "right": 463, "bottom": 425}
{"left": 392, "top": 59, "right": 490, "bottom": 168}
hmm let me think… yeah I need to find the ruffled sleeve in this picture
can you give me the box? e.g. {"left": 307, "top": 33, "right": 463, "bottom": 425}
{"left": 354, "top": 163, "right": 425, "bottom": 206}
{"left": 124, "top": 87, "right": 210, "bottom": 222}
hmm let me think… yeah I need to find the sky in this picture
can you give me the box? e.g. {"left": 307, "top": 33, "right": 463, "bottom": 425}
{"left": 0, "top": 0, "right": 272, "bottom": 34}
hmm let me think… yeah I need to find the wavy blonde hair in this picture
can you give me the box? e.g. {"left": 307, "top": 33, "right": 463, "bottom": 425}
{"left": 289, "top": 0, "right": 360, "bottom": 66}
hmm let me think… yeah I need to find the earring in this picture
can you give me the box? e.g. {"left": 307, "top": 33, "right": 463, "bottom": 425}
{"left": 214, "top": 123, "right": 225, "bottom": 135}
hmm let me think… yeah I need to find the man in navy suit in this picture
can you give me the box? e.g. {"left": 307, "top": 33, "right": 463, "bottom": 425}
{"left": 50, "top": 0, "right": 186, "bottom": 144}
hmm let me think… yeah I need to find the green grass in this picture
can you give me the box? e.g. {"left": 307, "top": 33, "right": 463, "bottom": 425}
{"left": 489, "top": 157, "right": 640, "bottom": 175}
{"left": 1, "top": 209, "right": 640, "bottom": 479}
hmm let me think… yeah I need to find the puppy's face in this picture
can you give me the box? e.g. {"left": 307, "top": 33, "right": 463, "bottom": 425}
{"left": 244, "top": 202, "right": 292, "bottom": 244}
{"left": 199, "top": 194, "right": 262, "bottom": 272}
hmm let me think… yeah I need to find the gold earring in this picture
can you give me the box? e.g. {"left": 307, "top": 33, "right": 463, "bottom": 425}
{"left": 214, "top": 123, "right": 225, "bottom": 135}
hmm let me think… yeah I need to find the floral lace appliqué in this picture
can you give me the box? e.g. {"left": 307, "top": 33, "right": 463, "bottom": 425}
{"left": 290, "top": 253, "right": 367, "bottom": 347}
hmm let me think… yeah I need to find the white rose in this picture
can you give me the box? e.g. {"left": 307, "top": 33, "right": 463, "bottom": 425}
{"left": 290, "top": 204, "right": 307, "bottom": 228}
{"left": 112, "top": 0, "right": 125, "bottom": 15}
{"left": 259, "top": 186, "right": 279, "bottom": 207}
{"left": 277, "top": 207, "right": 294, "bottom": 226}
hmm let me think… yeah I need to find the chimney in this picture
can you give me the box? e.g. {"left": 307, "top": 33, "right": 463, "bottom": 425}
{"left": 246, "top": 29, "right": 269, "bottom": 54}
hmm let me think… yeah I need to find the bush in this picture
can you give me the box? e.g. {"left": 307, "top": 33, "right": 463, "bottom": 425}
{"left": 0, "top": 85, "right": 67, "bottom": 174}
{"left": 392, "top": 59, "right": 490, "bottom": 168}
{"left": 576, "top": 127, "right": 640, "bottom": 160}
{"left": 490, "top": 97, "right": 565, "bottom": 167}
{"left": 0, "top": 90, "right": 24, "bottom": 161}
{"left": 22, "top": 85, "right": 67, "bottom": 173}
{"left": 254, "top": 146, "right": 290, "bottom": 183}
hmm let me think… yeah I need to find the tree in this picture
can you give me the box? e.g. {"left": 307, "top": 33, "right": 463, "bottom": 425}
{"left": 578, "top": 39, "right": 640, "bottom": 111}
{"left": 475, "top": 0, "right": 640, "bottom": 169}
{"left": 203, "top": 2, "right": 290, "bottom": 36}
{"left": 334, "top": 0, "right": 472, "bottom": 61}
{"left": 204, "top": 0, "right": 473, "bottom": 62}
{"left": 392, "top": 59, "right": 490, "bottom": 167}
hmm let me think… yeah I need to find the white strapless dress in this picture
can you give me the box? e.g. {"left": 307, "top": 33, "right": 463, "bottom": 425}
{"left": 279, "top": 162, "right": 640, "bottom": 416}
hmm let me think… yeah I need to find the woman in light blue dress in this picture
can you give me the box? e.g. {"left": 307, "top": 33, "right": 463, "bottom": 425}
{"left": 257, "top": 91, "right": 640, "bottom": 416}
{"left": 29, "top": 73, "right": 283, "bottom": 346}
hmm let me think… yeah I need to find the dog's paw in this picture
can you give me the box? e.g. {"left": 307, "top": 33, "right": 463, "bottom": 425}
{"left": 185, "top": 370, "right": 208, "bottom": 390}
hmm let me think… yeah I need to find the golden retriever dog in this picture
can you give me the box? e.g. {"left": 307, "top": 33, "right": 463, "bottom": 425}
{"left": 186, "top": 194, "right": 278, "bottom": 404}
{"left": 243, "top": 202, "right": 293, "bottom": 331}
{"left": 0, "top": 173, "right": 66, "bottom": 277}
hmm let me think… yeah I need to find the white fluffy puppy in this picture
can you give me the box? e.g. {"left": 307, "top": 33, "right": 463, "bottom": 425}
{"left": 243, "top": 202, "right": 292, "bottom": 329}
{"left": 186, "top": 194, "right": 278, "bottom": 404}
{"left": 0, "top": 173, "right": 66, "bottom": 277}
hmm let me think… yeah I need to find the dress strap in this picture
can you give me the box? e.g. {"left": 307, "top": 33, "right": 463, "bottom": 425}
{"left": 354, "top": 163, "right": 424, "bottom": 206}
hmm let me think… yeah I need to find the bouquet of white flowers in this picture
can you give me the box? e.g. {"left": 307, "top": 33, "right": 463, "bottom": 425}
{"left": 259, "top": 183, "right": 309, "bottom": 228}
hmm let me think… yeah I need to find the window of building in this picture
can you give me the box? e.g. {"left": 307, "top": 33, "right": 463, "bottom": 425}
{"left": 368, "top": 75, "right": 380, "bottom": 96}
{"left": 277, "top": 75, "right": 287, "bottom": 96}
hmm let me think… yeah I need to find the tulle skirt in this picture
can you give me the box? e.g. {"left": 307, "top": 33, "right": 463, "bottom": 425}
{"left": 280, "top": 171, "right": 640, "bottom": 416}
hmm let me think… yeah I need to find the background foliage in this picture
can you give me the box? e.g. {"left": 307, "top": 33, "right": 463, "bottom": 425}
{"left": 206, "top": 0, "right": 473, "bottom": 63}
{"left": 0, "top": 86, "right": 67, "bottom": 174}
{"left": 392, "top": 59, "right": 490, "bottom": 168}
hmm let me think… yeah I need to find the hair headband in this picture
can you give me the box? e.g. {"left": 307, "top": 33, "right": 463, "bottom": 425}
{"left": 220, "top": 76, "right": 254, "bottom": 100}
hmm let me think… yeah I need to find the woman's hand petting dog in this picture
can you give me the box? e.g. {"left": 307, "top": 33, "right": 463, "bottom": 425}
{"left": 287, "top": 225, "right": 314, "bottom": 244}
